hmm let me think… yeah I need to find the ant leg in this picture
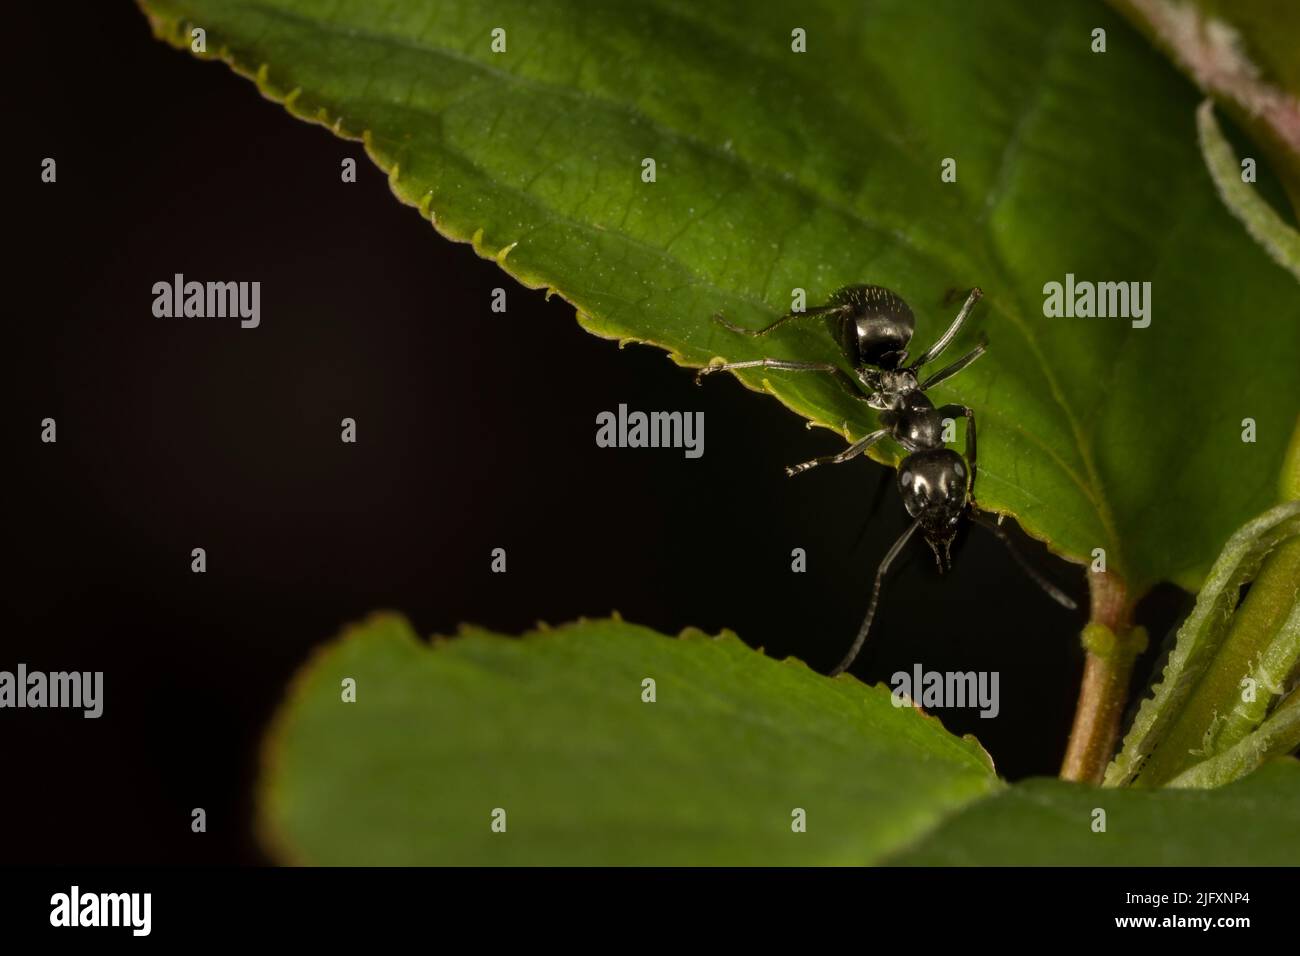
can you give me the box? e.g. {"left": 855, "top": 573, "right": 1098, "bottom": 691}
{"left": 968, "top": 511, "right": 1078, "bottom": 611}
{"left": 828, "top": 517, "right": 921, "bottom": 676}
{"left": 696, "top": 358, "right": 835, "bottom": 383}
{"left": 918, "top": 337, "right": 987, "bottom": 392}
{"left": 713, "top": 303, "right": 851, "bottom": 337}
{"left": 908, "top": 287, "right": 982, "bottom": 370}
{"left": 786, "top": 428, "right": 889, "bottom": 477}
{"left": 937, "top": 403, "right": 976, "bottom": 495}
{"left": 695, "top": 359, "right": 863, "bottom": 401}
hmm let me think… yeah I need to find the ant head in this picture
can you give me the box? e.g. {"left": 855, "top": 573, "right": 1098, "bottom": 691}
{"left": 897, "top": 449, "right": 970, "bottom": 572}
{"left": 829, "top": 285, "right": 915, "bottom": 371}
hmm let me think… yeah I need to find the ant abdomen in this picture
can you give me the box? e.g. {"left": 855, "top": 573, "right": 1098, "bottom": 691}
{"left": 828, "top": 285, "right": 915, "bottom": 371}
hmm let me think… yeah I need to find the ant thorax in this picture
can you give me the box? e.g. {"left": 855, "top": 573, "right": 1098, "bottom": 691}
{"left": 867, "top": 367, "right": 919, "bottom": 395}
{"left": 865, "top": 366, "right": 922, "bottom": 411}
{"left": 881, "top": 367, "right": 919, "bottom": 392}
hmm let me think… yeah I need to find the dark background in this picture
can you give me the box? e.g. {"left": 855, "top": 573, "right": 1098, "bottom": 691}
{"left": 3, "top": 2, "right": 1183, "bottom": 863}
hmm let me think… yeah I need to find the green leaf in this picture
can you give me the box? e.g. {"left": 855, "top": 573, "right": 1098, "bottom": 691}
{"left": 262, "top": 615, "right": 1300, "bottom": 864}
{"left": 893, "top": 758, "right": 1300, "bottom": 865}
{"left": 136, "top": 0, "right": 1300, "bottom": 597}
{"left": 260, "top": 615, "right": 999, "bottom": 865}
{"left": 1283, "top": 414, "right": 1300, "bottom": 501}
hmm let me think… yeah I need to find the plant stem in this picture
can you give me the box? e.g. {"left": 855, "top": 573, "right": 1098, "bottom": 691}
{"left": 1060, "top": 570, "right": 1144, "bottom": 784}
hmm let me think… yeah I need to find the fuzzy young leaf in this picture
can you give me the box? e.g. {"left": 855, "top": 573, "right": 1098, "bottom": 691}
{"left": 1105, "top": 501, "right": 1300, "bottom": 786}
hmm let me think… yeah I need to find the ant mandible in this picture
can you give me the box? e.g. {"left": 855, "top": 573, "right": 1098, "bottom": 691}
{"left": 696, "top": 285, "right": 1077, "bottom": 676}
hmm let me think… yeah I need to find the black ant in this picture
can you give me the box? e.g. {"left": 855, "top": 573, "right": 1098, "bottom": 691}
{"left": 696, "top": 285, "right": 1077, "bottom": 676}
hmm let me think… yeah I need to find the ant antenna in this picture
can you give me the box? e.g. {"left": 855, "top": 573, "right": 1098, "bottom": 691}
{"left": 829, "top": 518, "right": 921, "bottom": 676}
{"left": 713, "top": 303, "right": 849, "bottom": 337}
{"left": 969, "top": 511, "right": 1077, "bottom": 610}
{"left": 907, "top": 287, "right": 982, "bottom": 370}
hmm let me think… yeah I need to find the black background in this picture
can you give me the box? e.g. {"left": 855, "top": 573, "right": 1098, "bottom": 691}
{"left": 3, "top": 2, "right": 1184, "bottom": 864}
